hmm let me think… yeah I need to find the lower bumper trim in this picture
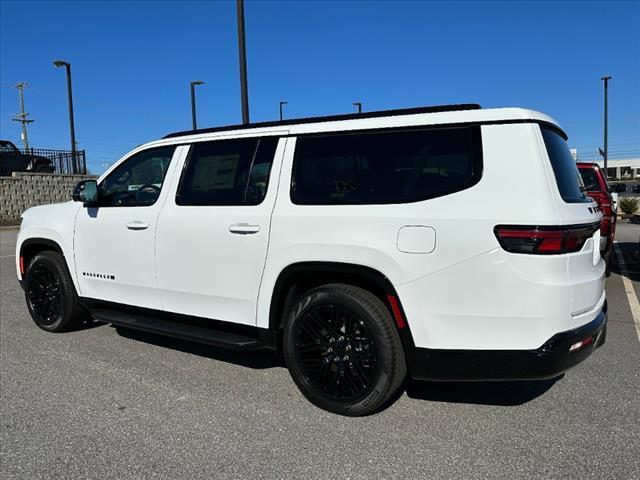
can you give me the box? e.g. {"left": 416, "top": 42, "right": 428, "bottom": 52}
{"left": 408, "top": 304, "right": 607, "bottom": 382}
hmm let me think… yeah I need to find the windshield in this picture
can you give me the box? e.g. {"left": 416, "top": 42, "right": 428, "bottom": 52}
{"left": 0, "top": 141, "right": 19, "bottom": 154}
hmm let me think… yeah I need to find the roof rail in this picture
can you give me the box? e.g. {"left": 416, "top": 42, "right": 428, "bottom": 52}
{"left": 163, "top": 103, "right": 481, "bottom": 139}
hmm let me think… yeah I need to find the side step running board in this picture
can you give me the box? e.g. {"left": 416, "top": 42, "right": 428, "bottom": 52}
{"left": 91, "top": 308, "right": 263, "bottom": 351}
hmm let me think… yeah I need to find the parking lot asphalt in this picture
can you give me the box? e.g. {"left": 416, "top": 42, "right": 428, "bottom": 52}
{"left": 1, "top": 224, "right": 639, "bottom": 480}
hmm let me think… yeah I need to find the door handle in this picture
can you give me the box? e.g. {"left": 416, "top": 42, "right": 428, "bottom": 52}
{"left": 126, "top": 221, "right": 149, "bottom": 231}
{"left": 229, "top": 223, "right": 260, "bottom": 234}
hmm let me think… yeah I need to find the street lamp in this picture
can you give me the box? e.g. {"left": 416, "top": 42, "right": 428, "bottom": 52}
{"left": 190, "top": 80, "right": 205, "bottom": 130}
{"left": 53, "top": 60, "right": 78, "bottom": 173}
{"left": 279, "top": 101, "right": 287, "bottom": 121}
{"left": 601, "top": 75, "right": 612, "bottom": 179}
{"left": 236, "top": 0, "right": 250, "bottom": 124}
{"left": 353, "top": 102, "right": 362, "bottom": 114}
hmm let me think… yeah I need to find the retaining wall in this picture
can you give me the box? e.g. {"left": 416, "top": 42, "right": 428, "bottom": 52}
{"left": 0, "top": 172, "right": 96, "bottom": 224}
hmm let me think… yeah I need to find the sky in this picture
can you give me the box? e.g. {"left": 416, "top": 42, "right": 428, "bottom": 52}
{"left": 1, "top": 0, "right": 639, "bottom": 174}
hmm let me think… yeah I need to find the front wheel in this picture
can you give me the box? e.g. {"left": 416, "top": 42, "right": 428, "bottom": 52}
{"left": 24, "top": 251, "right": 86, "bottom": 332}
{"left": 283, "top": 284, "right": 406, "bottom": 416}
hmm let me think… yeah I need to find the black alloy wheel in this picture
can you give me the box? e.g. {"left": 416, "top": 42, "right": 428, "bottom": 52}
{"left": 293, "top": 304, "right": 379, "bottom": 402}
{"left": 24, "top": 251, "right": 86, "bottom": 332}
{"left": 26, "top": 262, "right": 63, "bottom": 326}
{"left": 283, "top": 283, "right": 406, "bottom": 416}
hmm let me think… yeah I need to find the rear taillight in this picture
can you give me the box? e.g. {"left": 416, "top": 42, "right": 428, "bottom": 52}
{"left": 599, "top": 201, "right": 613, "bottom": 236}
{"left": 600, "top": 216, "right": 612, "bottom": 236}
{"left": 494, "top": 223, "right": 600, "bottom": 255}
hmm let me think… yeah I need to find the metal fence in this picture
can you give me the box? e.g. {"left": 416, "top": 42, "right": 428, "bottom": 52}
{"left": 20, "top": 148, "right": 87, "bottom": 175}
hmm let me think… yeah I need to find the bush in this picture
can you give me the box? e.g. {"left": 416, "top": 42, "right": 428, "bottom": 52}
{"left": 619, "top": 197, "right": 639, "bottom": 215}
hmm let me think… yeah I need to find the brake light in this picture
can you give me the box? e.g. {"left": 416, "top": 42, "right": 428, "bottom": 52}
{"left": 494, "top": 223, "right": 600, "bottom": 255}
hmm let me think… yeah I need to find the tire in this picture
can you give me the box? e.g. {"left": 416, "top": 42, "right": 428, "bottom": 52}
{"left": 283, "top": 283, "right": 406, "bottom": 416}
{"left": 24, "top": 251, "right": 85, "bottom": 332}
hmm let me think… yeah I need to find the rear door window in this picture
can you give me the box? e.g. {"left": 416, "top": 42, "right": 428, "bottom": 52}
{"left": 292, "top": 126, "right": 482, "bottom": 205}
{"left": 177, "top": 137, "right": 278, "bottom": 206}
{"left": 541, "top": 127, "right": 588, "bottom": 203}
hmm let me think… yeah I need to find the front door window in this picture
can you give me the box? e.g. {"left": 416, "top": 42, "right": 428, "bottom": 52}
{"left": 99, "top": 146, "right": 175, "bottom": 206}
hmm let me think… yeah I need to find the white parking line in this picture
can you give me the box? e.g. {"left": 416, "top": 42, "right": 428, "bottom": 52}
{"left": 613, "top": 243, "right": 640, "bottom": 343}
{"left": 0, "top": 254, "right": 15, "bottom": 259}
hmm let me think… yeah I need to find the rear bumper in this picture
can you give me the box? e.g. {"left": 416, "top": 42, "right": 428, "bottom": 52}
{"left": 408, "top": 304, "right": 607, "bottom": 381}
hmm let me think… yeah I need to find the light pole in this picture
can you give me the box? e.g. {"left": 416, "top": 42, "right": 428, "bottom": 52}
{"left": 601, "top": 75, "right": 612, "bottom": 179}
{"left": 236, "top": 0, "right": 250, "bottom": 124}
{"left": 53, "top": 60, "right": 78, "bottom": 173}
{"left": 279, "top": 101, "right": 287, "bottom": 121}
{"left": 190, "top": 80, "right": 205, "bottom": 130}
{"left": 353, "top": 102, "right": 362, "bottom": 114}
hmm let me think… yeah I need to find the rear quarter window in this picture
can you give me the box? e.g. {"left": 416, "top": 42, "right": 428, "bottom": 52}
{"left": 541, "top": 127, "right": 588, "bottom": 203}
{"left": 291, "top": 126, "right": 482, "bottom": 205}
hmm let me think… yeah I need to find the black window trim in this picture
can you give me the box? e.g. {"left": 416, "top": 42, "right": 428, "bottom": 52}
{"left": 281, "top": 120, "right": 567, "bottom": 141}
{"left": 97, "top": 145, "right": 178, "bottom": 208}
{"left": 163, "top": 104, "right": 482, "bottom": 139}
{"left": 175, "top": 136, "right": 280, "bottom": 207}
{"left": 289, "top": 124, "right": 484, "bottom": 206}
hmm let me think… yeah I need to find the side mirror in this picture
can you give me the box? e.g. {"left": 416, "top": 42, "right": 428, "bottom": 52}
{"left": 72, "top": 180, "right": 99, "bottom": 205}
{"left": 610, "top": 183, "right": 627, "bottom": 193}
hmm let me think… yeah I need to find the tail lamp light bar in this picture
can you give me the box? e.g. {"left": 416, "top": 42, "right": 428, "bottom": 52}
{"left": 494, "top": 222, "right": 601, "bottom": 255}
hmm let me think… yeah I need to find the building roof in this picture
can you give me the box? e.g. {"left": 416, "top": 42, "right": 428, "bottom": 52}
{"left": 585, "top": 158, "right": 640, "bottom": 169}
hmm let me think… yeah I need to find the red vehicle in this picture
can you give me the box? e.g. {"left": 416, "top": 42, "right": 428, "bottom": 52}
{"left": 577, "top": 162, "right": 620, "bottom": 270}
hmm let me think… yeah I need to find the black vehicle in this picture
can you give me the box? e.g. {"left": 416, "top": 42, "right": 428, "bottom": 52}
{"left": 0, "top": 140, "right": 54, "bottom": 176}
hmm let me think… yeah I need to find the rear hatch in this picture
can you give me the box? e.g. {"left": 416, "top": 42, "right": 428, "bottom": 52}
{"left": 541, "top": 127, "right": 605, "bottom": 316}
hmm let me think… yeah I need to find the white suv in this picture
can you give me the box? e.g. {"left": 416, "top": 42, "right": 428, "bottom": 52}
{"left": 16, "top": 104, "right": 607, "bottom": 416}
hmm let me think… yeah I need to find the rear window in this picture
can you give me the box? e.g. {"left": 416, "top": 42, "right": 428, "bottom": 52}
{"left": 541, "top": 127, "right": 588, "bottom": 203}
{"left": 578, "top": 167, "right": 603, "bottom": 192}
{"left": 291, "top": 126, "right": 482, "bottom": 205}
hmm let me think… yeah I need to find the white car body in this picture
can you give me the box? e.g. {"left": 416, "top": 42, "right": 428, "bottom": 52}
{"left": 16, "top": 105, "right": 606, "bottom": 381}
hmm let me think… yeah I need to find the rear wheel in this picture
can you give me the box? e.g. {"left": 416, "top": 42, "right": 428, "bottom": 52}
{"left": 283, "top": 284, "right": 406, "bottom": 416}
{"left": 24, "top": 251, "right": 86, "bottom": 332}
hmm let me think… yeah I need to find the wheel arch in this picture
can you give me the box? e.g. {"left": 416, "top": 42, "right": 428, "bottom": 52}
{"left": 267, "top": 262, "right": 418, "bottom": 368}
{"left": 19, "top": 238, "right": 66, "bottom": 278}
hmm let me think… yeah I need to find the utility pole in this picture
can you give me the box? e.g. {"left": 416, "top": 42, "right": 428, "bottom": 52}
{"left": 53, "top": 60, "right": 78, "bottom": 173}
{"left": 601, "top": 76, "right": 612, "bottom": 179}
{"left": 236, "top": 0, "right": 250, "bottom": 124}
{"left": 279, "top": 101, "right": 287, "bottom": 121}
{"left": 190, "top": 80, "right": 205, "bottom": 130}
{"left": 12, "top": 83, "right": 34, "bottom": 151}
{"left": 353, "top": 102, "right": 362, "bottom": 114}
